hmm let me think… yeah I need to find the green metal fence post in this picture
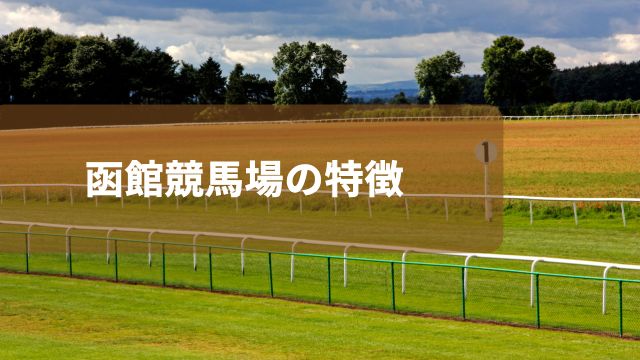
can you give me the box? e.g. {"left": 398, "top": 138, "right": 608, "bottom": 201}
{"left": 162, "top": 243, "right": 166, "bottom": 287}
{"left": 9, "top": 229, "right": 640, "bottom": 337}
{"left": 209, "top": 247, "right": 213, "bottom": 292}
{"left": 327, "top": 257, "right": 332, "bottom": 304}
{"left": 268, "top": 252, "right": 274, "bottom": 297}
{"left": 619, "top": 280, "right": 623, "bottom": 337}
{"left": 68, "top": 236, "right": 73, "bottom": 277}
{"left": 114, "top": 239, "right": 119, "bottom": 282}
{"left": 535, "top": 274, "right": 540, "bottom": 328}
{"left": 461, "top": 267, "right": 466, "bottom": 319}
{"left": 391, "top": 262, "right": 396, "bottom": 312}
{"left": 24, "top": 233, "right": 29, "bottom": 273}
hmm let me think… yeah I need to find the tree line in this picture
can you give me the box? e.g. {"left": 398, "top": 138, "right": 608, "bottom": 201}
{"left": 413, "top": 36, "right": 640, "bottom": 112}
{"left": 414, "top": 36, "right": 556, "bottom": 110}
{"left": 1, "top": 27, "right": 639, "bottom": 110}
{"left": 0, "top": 28, "right": 275, "bottom": 104}
{"left": 446, "top": 62, "right": 640, "bottom": 108}
{"left": 0, "top": 27, "right": 348, "bottom": 105}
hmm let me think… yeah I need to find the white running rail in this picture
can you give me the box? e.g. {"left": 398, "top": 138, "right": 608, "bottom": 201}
{"left": 1, "top": 219, "right": 639, "bottom": 315}
{"left": 1, "top": 183, "right": 639, "bottom": 226}
{"left": 0, "top": 114, "right": 638, "bottom": 133}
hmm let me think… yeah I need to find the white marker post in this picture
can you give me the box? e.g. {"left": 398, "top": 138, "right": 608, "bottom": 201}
{"left": 475, "top": 140, "right": 497, "bottom": 222}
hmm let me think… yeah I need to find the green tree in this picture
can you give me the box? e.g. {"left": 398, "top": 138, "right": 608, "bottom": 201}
{"left": 482, "top": 35, "right": 556, "bottom": 108}
{"left": 389, "top": 91, "right": 410, "bottom": 104}
{"left": 244, "top": 74, "right": 275, "bottom": 104}
{"left": 138, "top": 47, "right": 179, "bottom": 103}
{"left": 111, "top": 35, "right": 145, "bottom": 103}
{"left": 550, "top": 61, "right": 640, "bottom": 102}
{"left": 482, "top": 36, "right": 526, "bottom": 107}
{"left": 459, "top": 75, "right": 485, "bottom": 104}
{"left": 29, "top": 33, "right": 76, "bottom": 103}
{"left": 414, "top": 50, "right": 464, "bottom": 104}
{"left": 226, "top": 63, "right": 275, "bottom": 104}
{"left": 4, "top": 27, "right": 58, "bottom": 102}
{"left": 525, "top": 45, "right": 556, "bottom": 103}
{"left": 68, "top": 35, "right": 118, "bottom": 103}
{"left": 176, "top": 62, "right": 199, "bottom": 104}
{"left": 225, "top": 63, "right": 248, "bottom": 104}
{"left": 197, "top": 57, "right": 226, "bottom": 104}
{"left": 272, "top": 41, "right": 347, "bottom": 104}
{"left": 0, "top": 36, "right": 15, "bottom": 103}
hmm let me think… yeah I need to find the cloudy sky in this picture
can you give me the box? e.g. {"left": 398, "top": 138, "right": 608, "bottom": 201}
{"left": 1, "top": 0, "right": 640, "bottom": 84}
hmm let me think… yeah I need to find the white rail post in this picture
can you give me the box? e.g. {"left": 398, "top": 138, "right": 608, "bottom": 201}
{"left": 298, "top": 195, "right": 303, "bottom": 214}
{"left": 22, "top": 187, "right": 26, "bottom": 205}
{"left": 147, "top": 231, "right": 154, "bottom": 267}
{"left": 0, "top": 189, "right": 3, "bottom": 205}
{"left": 240, "top": 237, "right": 248, "bottom": 275}
{"left": 192, "top": 234, "right": 200, "bottom": 271}
{"left": 290, "top": 241, "right": 299, "bottom": 282}
{"left": 147, "top": 197, "right": 151, "bottom": 209}
{"left": 621, "top": 203, "right": 626, "bottom": 227}
{"left": 26, "top": 224, "right": 34, "bottom": 259}
{"left": 573, "top": 202, "right": 579, "bottom": 226}
{"left": 343, "top": 245, "right": 351, "bottom": 287}
{"left": 106, "top": 229, "right": 114, "bottom": 264}
{"left": 65, "top": 227, "right": 72, "bottom": 261}
{"left": 484, "top": 163, "right": 491, "bottom": 221}
{"left": 69, "top": 187, "right": 73, "bottom": 206}
{"left": 602, "top": 266, "right": 614, "bottom": 314}
{"left": 45, "top": 187, "right": 49, "bottom": 205}
{"left": 333, "top": 198, "right": 338, "bottom": 216}
{"left": 464, "top": 255, "right": 475, "bottom": 298}
{"left": 401, "top": 250, "right": 410, "bottom": 294}
{"left": 444, "top": 198, "right": 449, "bottom": 221}
{"left": 530, "top": 259, "right": 541, "bottom": 307}
{"left": 121, "top": 196, "right": 124, "bottom": 209}
{"left": 176, "top": 196, "right": 179, "bottom": 209}
{"left": 529, "top": 201, "right": 534, "bottom": 225}
{"left": 367, "top": 197, "right": 372, "bottom": 218}
{"left": 404, "top": 198, "right": 410, "bottom": 220}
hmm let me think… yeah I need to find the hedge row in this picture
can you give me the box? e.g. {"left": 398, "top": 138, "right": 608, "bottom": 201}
{"left": 506, "top": 99, "right": 640, "bottom": 116}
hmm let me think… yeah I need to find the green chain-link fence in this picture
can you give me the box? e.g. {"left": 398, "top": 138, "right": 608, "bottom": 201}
{"left": 0, "top": 230, "right": 638, "bottom": 338}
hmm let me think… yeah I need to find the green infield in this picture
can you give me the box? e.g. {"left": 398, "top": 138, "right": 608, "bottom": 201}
{"left": 0, "top": 198, "right": 639, "bottom": 263}
{"left": 1, "top": 199, "right": 640, "bottom": 338}
{"left": 0, "top": 272, "right": 639, "bottom": 360}
{"left": 1, "top": 198, "right": 640, "bottom": 337}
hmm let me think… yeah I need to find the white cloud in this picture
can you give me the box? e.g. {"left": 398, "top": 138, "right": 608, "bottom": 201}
{"left": 613, "top": 34, "right": 640, "bottom": 52}
{"left": 222, "top": 46, "right": 273, "bottom": 65}
{"left": 1, "top": 1, "right": 640, "bottom": 84}
{"left": 166, "top": 42, "right": 211, "bottom": 65}
{"left": 0, "top": 2, "right": 72, "bottom": 34}
{"left": 2, "top": 3, "right": 56, "bottom": 27}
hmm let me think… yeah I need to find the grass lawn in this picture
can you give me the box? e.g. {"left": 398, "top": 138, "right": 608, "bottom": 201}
{"left": 1, "top": 119, "right": 639, "bottom": 356}
{"left": 1, "top": 200, "right": 640, "bottom": 337}
{"left": 1, "top": 272, "right": 639, "bottom": 360}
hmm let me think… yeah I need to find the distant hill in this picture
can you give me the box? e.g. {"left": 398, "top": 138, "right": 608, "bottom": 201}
{"left": 347, "top": 80, "right": 419, "bottom": 101}
{"left": 348, "top": 80, "right": 418, "bottom": 92}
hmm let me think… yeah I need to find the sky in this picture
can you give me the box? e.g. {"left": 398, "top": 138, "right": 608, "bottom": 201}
{"left": 1, "top": 0, "right": 640, "bottom": 84}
